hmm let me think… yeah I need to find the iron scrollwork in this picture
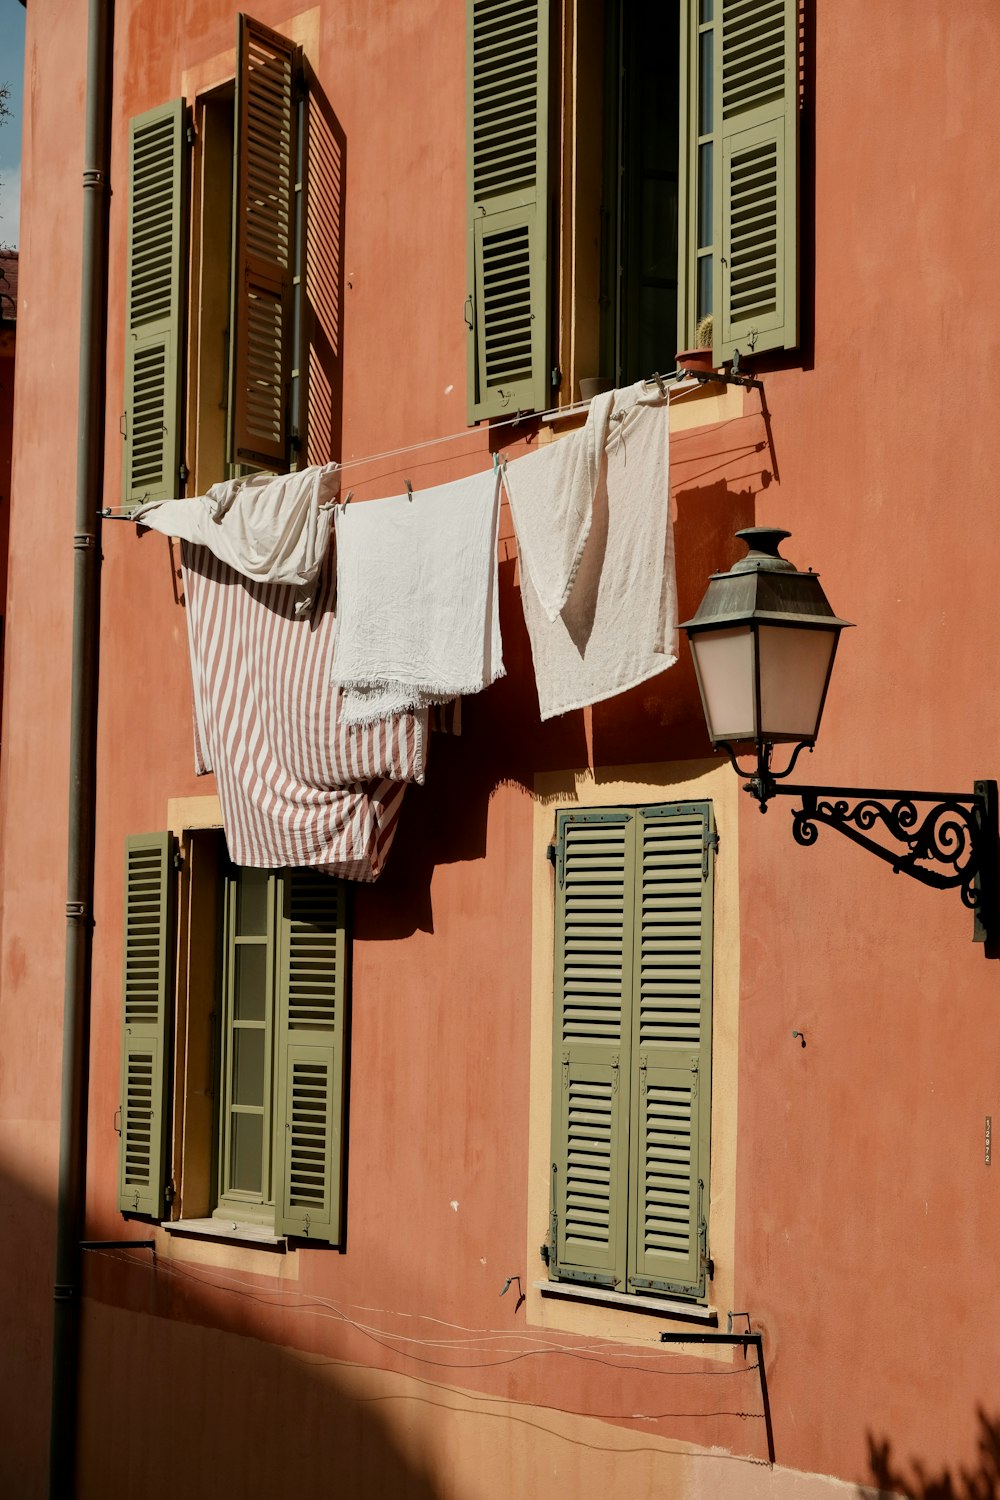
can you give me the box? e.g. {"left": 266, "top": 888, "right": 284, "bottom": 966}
{"left": 718, "top": 739, "right": 998, "bottom": 945}
{"left": 783, "top": 783, "right": 997, "bottom": 946}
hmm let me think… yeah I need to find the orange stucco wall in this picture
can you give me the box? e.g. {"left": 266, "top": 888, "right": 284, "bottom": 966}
{"left": 2, "top": 2, "right": 1000, "bottom": 1497}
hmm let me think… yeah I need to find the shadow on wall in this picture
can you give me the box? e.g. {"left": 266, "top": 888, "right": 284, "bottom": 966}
{"left": 0, "top": 1157, "right": 57, "bottom": 1498}
{"left": 0, "top": 1153, "right": 446, "bottom": 1499}
{"left": 75, "top": 1282, "right": 447, "bottom": 1500}
{"left": 863, "top": 1409, "right": 1000, "bottom": 1499}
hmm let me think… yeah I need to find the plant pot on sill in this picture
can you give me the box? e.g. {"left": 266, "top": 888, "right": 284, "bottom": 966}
{"left": 579, "top": 375, "right": 615, "bottom": 401}
{"left": 676, "top": 347, "right": 716, "bottom": 376}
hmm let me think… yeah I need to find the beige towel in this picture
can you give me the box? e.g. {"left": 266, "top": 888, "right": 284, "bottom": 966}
{"left": 503, "top": 383, "right": 675, "bottom": 721}
{"left": 332, "top": 470, "right": 504, "bottom": 725}
{"left": 504, "top": 389, "right": 616, "bottom": 621}
{"left": 135, "top": 463, "right": 340, "bottom": 616}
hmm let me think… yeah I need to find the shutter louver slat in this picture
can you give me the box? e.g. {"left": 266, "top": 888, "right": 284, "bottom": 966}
{"left": 123, "top": 101, "right": 186, "bottom": 508}
{"left": 230, "top": 14, "right": 299, "bottom": 469}
{"left": 275, "top": 871, "right": 347, "bottom": 1243}
{"left": 118, "top": 832, "right": 176, "bottom": 1217}
{"left": 714, "top": 0, "right": 798, "bottom": 362}
{"left": 466, "top": 0, "right": 549, "bottom": 421}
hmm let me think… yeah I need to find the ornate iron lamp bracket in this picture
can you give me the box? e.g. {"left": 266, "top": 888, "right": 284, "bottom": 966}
{"left": 752, "top": 778, "right": 997, "bottom": 946}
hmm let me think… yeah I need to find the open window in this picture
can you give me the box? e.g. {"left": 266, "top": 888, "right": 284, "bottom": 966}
{"left": 464, "top": 0, "right": 800, "bottom": 417}
{"left": 121, "top": 14, "right": 304, "bottom": 507}
{"left": 117, "top": 831, "right": 349, "bottom": 1245}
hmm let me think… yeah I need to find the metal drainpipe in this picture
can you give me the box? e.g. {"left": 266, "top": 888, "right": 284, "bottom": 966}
{"left": 49, "top": 0, "right": 114, "bottom": 1493}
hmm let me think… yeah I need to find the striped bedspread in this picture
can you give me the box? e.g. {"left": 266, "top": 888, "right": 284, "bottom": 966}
{"left": 181, "top": 542, "right": 427, "bottom": 879}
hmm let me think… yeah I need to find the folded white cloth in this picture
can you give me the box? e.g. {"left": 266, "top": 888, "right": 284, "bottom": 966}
{"left": 504, "top": 389, "right": 616, "bottom": 621}
{"left": 503, "top": 383, "right": 676, "bottom": 720}
{"left": 135, "top": 463, "right": 340, "bottom": 616}
{"left": 332, "top": 470, "right": 504, "bottom": 725}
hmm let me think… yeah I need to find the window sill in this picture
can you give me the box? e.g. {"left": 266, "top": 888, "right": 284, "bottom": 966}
{"left": 162, "top": 1217, "right": 288, "bottom": 1251}
{"left": 534, "top": 1279, "right": 717, "bottom": 1324}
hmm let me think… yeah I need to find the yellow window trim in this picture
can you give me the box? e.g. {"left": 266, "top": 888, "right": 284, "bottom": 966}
{"left": 526, "top": 758, "right": 740, "bottom": 1356}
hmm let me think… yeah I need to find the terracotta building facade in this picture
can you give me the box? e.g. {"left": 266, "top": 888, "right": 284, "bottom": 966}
{"left": 1, "top": 2, "right": 998, "bottom": 1496}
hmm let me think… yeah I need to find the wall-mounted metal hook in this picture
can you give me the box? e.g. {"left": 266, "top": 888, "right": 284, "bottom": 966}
{"left": 405, "top": 480, "right": 414, "bottom": 503}
{"left": 792, "top": 1030, "right": 806, "bottom": 1047}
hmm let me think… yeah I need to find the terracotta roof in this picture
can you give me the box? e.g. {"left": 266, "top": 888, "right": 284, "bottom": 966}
{"left": 0, "top": 251, "right": 17, "bottom": 324}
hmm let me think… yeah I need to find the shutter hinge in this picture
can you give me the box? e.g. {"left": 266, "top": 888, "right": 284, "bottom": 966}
{"left": 539, "top": 1241, "right": 550, "bottom": 1266}
{"left": 185, "top": 122, "right": 197, "bottom": 148}
{"left": 550, "top": 365, "right": 562, "bottom": 391}
{"left": 551, "top": 834, "right": 566, "bottom": 888}
{"left": 548, "top": 1164, "right": 559, "bottom": 1273}
{"left": 703, "top": 828, "right": 719, "bottom": 878}
{"left": 178, "top": 463, "right": 189, "bottom": 486}
{"left": 699, "top": 1181, "right": 712, "bottom": 1280}
{"left": 165, "top": 1179, "right": 176, "bottom": 1206}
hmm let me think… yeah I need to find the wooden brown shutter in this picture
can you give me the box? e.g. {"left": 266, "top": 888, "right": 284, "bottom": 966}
{"left": 122, "top": 101, "right": 187, "bottom": 508}
{"left": 274, "top": 871, "right": 348, "bottom": 1243}
{"left": 229, "top": 14, "right": 299, "bottom": 469}
{"left": 549, "top": 810, "right": 633, "bottom": 1288}
{"left": 465, "top": 0, "right": 550, "bottom": 423}
{"left": 713, "top": 0, "right": 798, "bottom": 362}
{"left": 627, "top": 804, "right": 714, "bottom": 1299}
{"left": 118, "top": 833, "right": 177, "bottom": 1217}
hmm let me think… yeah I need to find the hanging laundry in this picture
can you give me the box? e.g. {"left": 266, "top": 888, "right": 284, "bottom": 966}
{"left": 136, "top": 463, "right": 340, "bottom": 617}
{"left": 181, "top": 543, "right": 426, "bottom": 879}
{"left": 503, "top": 383, "right": 676, "bottom": 721}
{"left": 332, "top": 469, "right": 504, "bottom": 726}
{"left": 504, "top": 388, "right": 616, "bottom": 621}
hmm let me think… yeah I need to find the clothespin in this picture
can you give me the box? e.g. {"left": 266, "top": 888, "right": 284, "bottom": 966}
{"left": 405, "top": 479, "right": 414, "bottom": 503}
{"left": 342, "top": 490, "right": 353, "bottom": 507}
{"left": 492, "top": 450, "right": 500, "bottom": 474}
{"left": 652, "top": 372, "right": 667, "bottom": 398}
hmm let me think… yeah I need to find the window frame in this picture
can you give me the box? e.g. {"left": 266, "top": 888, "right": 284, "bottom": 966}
{"left": 548, "top": 799, "right": 715, "bottom": 1304}
{"left": 525, "top": 762, "right": 739, "bottom": 1345}
{"left": 121, "top": 12, "right": 306, "bottom": 509}
{"left": 117, "top": 812, "right": 351, "bottom": 1248}
{"left": 466, "top": 0, "right": 800, "bottom": 415}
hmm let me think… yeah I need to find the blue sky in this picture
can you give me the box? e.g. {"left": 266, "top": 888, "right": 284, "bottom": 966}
{"left": 0, "top": 0, "right": 26, "bottom": 247}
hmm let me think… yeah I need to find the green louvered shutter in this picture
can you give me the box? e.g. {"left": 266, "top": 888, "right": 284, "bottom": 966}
{"left": 123, "top": 101, "right": 187, "bottom": 508}
{"left": 465, "top": 0, "right": 550, "bottom": 423}
{"left": 550, "top": 810, "right": 634, "bottom": 1288}
{"left": 627, "top": 805, "right": 714, "bottom": 1299}
{"left": 229, "top": 14, "right": 299, "bottom": 469}
{"left": 118, "top": 833, "right": 176, "bottom": 1217}
{"left": 274, "top": 871, "right": 348, "bottom": 1243}
{"left": 713, "top": 0, "right": 798, "bottom": 363}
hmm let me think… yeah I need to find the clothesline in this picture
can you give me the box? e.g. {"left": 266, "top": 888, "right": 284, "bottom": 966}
{"left": 330, "top": 368, "right": 699, "bottom": 477}
{"left": 101, "top": 367, "right": 721, "bottom": 520}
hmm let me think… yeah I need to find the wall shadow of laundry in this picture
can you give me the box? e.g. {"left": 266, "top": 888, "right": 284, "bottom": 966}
{"left": 862, "top": 1409, "right": 1000, "bottom": 1499}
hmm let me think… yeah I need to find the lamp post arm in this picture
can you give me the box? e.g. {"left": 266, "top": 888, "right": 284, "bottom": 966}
{"left": 759, "top": 780, "right": 998, "bottom": 946}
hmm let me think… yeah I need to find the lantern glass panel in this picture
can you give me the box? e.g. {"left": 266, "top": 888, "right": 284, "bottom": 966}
{"left": 691, "top": 625, "right": 756, "bottom": 742}
{"left": 757, "top": 623, "right": 837, "bottom": 742}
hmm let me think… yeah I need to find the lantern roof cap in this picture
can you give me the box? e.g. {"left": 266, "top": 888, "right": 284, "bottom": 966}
{"left": 679, "top": 528, "right": 853, "bottom": 634}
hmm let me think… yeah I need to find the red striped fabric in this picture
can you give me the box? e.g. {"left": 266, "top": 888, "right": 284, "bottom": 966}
{"left": 181, "top": 542, "right": 425, "bottom": 879}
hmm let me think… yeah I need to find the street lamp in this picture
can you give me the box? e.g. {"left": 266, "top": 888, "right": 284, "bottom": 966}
{"left": 682, "top": 528, "right": 850, "bottom": 803}
{"left": 681, "top": 528, "right": 997, "bottom": 946}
